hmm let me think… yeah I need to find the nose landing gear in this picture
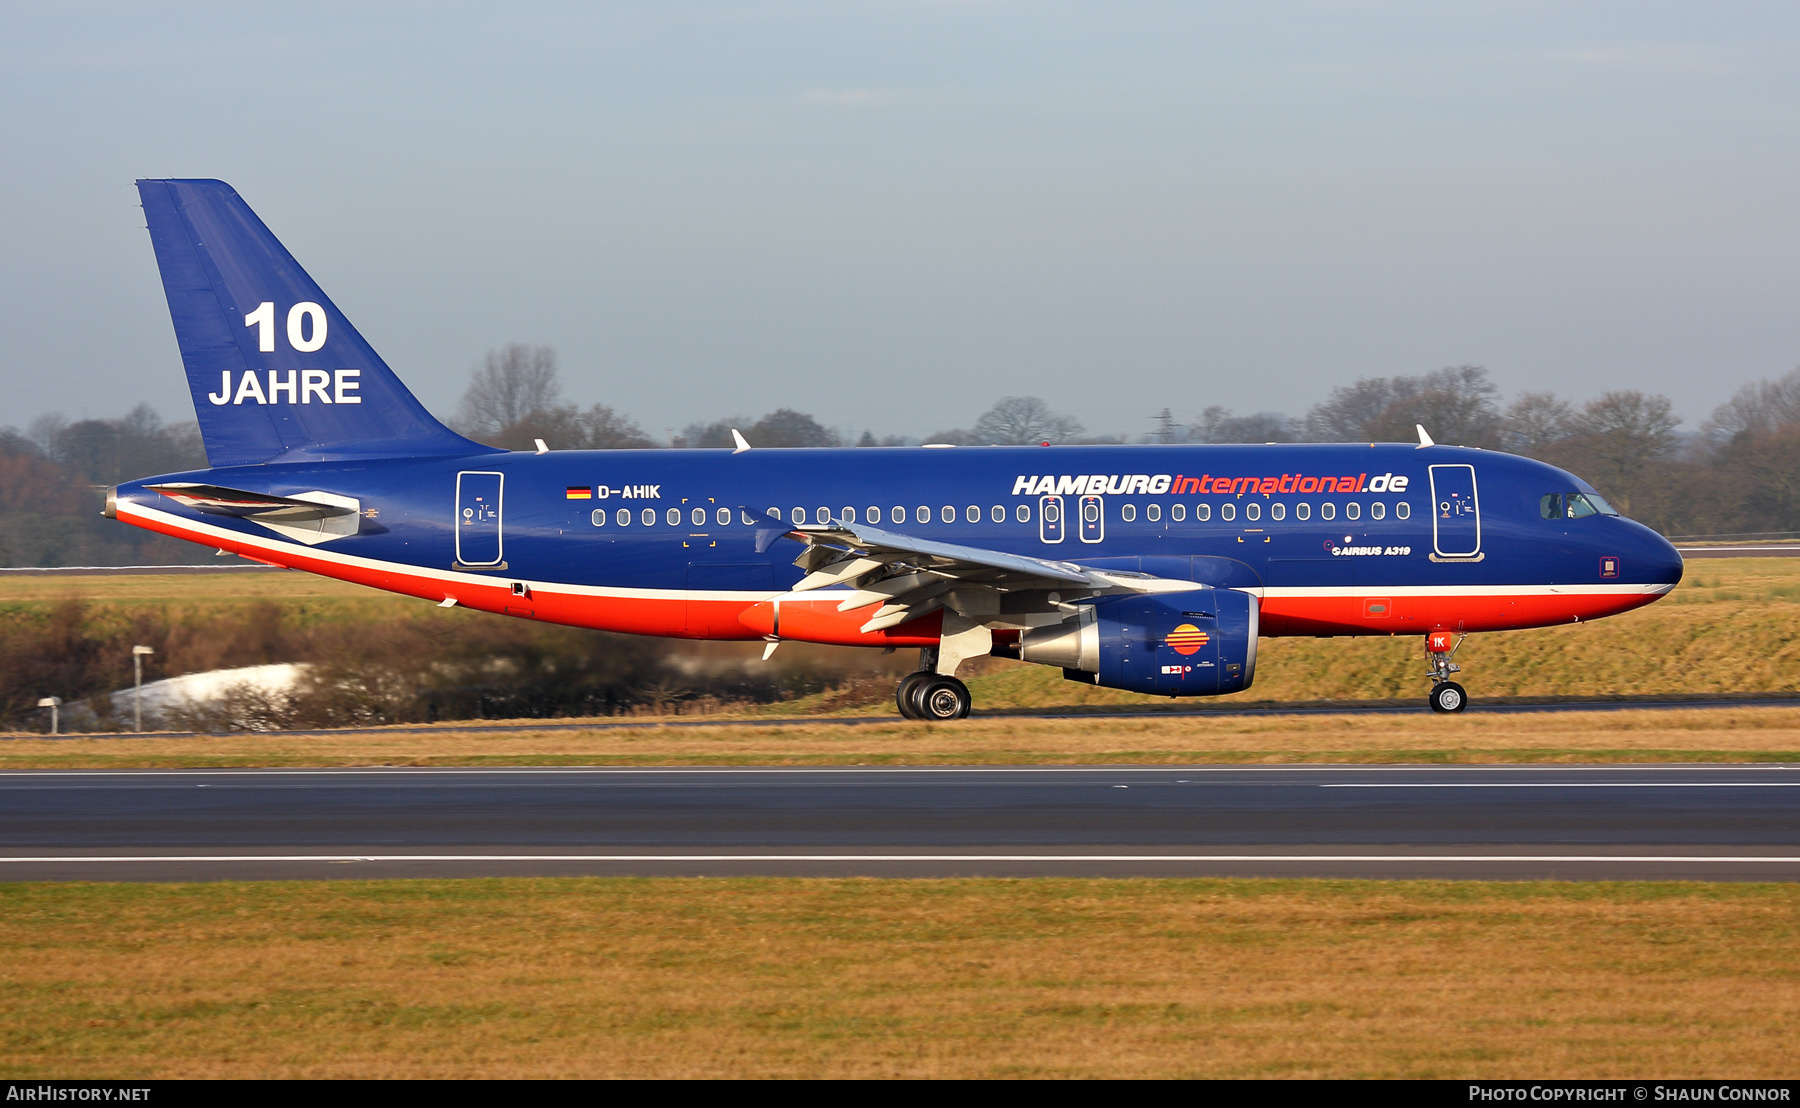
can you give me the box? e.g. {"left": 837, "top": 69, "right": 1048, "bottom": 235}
{"left": 1426, "top": 630, "right": 1468, "bottom": 713}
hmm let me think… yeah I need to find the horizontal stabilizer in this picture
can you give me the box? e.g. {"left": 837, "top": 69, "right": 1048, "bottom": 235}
{"left": 146, "top": 483, "right": 357, "bottom": 521}
{"left": 146, "top": 482, "right": 362, "bottom": 546}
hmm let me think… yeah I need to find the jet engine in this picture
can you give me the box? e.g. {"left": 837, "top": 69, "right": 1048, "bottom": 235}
{"left": 1011, "top": 588, "right": 1258, "bottom": 697}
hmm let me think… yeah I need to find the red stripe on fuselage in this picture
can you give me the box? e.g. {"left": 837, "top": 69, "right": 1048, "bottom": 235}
{"left": 119, "top": 504, "right": 1663, "bottom": 645}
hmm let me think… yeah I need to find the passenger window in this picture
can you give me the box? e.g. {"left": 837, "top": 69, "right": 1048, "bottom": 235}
{"left": 1171, "top": 503, "right": 1186, "bottom": 521}
{"left": 816, "top": 507, "right": 831, "bottom": 524}
{"left": 791, "top": 507, "right": 806, "bottom": 525}
{"left": 717, "top": 507, "right": 731, "bottom": 526}
{"left": 592, "top": 509, "right": 606, "bottom": 527}
{"left": 669, "top": 508, "right": 683, "bottom": 526}
{"left": 1196, "top": 504, "right": 1211, "bottom": 521}
{"left": 1541, "top": 493, "right": 1564, "bottom": 520}
{"left": 618, "top": 508, "right": 631, "bottom": 526}
{"left": 991, "top": 505, "right": 1005, "bottom": 523}
{"left": 1270, "top": 502, "right": 1286, "bottom": 521}
{"left": 1121, "top": 503, "right": 1137, "bottom": 522}
{"left": 916, "top": 506, "right": 930, "bottom": 524}
{"left": 891, "top": 506, "right": 905, "bottom": 524}
{"left": 1015, "top": 504, "right": 1032, "bottom": 522}
{"left": 866, "top": 506, "right": 880, "bottom": 524}
{"left": 1245, "top": 503, "right": 1261, "bottom": 521}
{"left": 1396, "top": 502, "right": 1411, "bottom": 520}
{"left": 1346, "top": 502, "right": 1361, "bottom": 520}
{"left": 1321, "top": 503, "right": 1336, "bottom": 520}
{"left": 966, "top": 505, "right": 980, "bottom": 523}
{"left": 1221, "top": 503, "right": 1236, "bottom": 522}
{"left": 841, "top": 507, "right": 855, "bottom": 523}
{"left": 642, "top": 508, "right": 656, "bottom": 526}
{"left": 1296, "top": 503, "right": 1311, "bottom": 521}
{"left": 1146, "top": 503, "right": 1161, "bottom": 522}
{"left": 692, "top": 507, "right": 707, "bottom": 526}
{"left": 740, "top": 509, "right": 757, "bottom": 525}
{"left": 1370, "top": 502, "right": 1386, "bottom": 520}
{"left": 940, "top": 505, "right": 955, "bottom": 523}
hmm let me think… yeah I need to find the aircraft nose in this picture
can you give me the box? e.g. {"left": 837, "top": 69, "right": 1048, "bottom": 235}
{"left": 1644, "top": 532, "right": 1685, "bottom": 588}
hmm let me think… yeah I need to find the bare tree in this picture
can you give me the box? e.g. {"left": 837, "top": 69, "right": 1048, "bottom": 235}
{"left": 1304, "top": 366, "right": 1502, "bottom": 447}
{"left": 1562, "top": 391, "right": 1680, "bottom": 517}
{"left": 969, "top": 397, "right": 1083, "bottom": 445}
{"left": 456, "top": 345, "right": 563, "bottom": 437}
{"left": 1502, "top": 391, "right": 1575, "bottom": 457}
{"left": 1706, "top": 366, "right": 1800, "bottom": 443}
{"left": 748, "top": 408, "right": 841, "bottom": 448}
{"left": 1193, "top": 405, "right": 1297, "bottom": 443}
{"left": 683, "top": 410, "right": 840, "bottom": 449}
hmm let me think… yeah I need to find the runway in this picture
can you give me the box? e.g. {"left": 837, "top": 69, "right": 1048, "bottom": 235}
{"left": 1, "top": 765, "right": 1796, "bottom": 881}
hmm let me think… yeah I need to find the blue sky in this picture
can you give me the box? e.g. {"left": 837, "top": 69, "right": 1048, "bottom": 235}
{"left": 4, "top": 1, "right": 1799, "bottom": 439}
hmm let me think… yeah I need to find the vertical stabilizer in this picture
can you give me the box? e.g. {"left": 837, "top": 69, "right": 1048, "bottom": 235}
{"left": 137, "top": 178, "right": 493, "bottom": 467}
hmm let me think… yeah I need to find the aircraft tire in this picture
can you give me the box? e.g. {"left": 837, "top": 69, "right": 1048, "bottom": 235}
{"left": 912, "top": 675, "right": 972, "bottom": 721}
{"left": 1429, "top": 681, "right": 1468, "bottom": 714}
{"left": 896, "top": 671, "right": 932, "bottom": 719}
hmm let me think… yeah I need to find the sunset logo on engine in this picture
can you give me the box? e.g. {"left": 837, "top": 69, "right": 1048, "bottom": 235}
{"left": 1165, "top": 624, "right": 1210, "bottom": 656}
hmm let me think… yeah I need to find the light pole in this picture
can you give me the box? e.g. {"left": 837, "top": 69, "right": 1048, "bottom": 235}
{"left": 36, "top": 697, "right": 60, "bottom": 736}
{"left": 132, "top": 645, "right": 154, "bottom": 732}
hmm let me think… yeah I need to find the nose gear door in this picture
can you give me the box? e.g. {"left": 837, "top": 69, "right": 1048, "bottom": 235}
{"left": 1428, "top": 464, "right": 1480, "bottom": 558}
{"left": 455, "top": 471, "right": 504, "bottom": 567}
{"left": 1039, "top": 495, "right": 1065, "bottom": 543}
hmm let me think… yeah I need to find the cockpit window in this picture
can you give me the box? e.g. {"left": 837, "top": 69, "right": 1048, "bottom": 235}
{"left": 1576, "top": 489, "right": 1620, "bottom": 514}
{"left": 1544, "top": 491, "right": 1619, "bottom": 519}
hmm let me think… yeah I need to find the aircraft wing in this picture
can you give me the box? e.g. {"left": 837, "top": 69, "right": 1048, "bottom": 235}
{"left": 781, "top": 518, "right": 1203, "bottom": 632}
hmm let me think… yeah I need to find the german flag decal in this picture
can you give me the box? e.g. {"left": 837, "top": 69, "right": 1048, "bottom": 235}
{"left": 565, "top": 486, "right": 592, "bottom": 500}
{"left": 1165, "top": 623, "right": 1210, "bottom": 656}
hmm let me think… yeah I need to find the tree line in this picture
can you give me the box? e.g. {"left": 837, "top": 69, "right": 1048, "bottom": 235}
{"left": 5, "top": 347, "right": 1800, "bottom": 566}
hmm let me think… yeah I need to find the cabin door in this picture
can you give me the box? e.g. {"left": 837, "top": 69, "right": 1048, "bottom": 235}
{"left": 455, "top": 471, "right": 504, "bottom": 566}
{"left": 1428, "top": 464, "right": 1481, "bottom": 558}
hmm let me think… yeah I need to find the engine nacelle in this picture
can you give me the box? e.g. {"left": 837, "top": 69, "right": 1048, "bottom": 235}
{"left": 1018, "top": 588, "right": 1258, "bottom": 697}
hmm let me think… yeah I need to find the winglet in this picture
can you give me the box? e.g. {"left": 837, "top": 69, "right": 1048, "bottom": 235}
{"left": 731, "top": 428, "right": 752, "bottom": 454}
{"left": 1416, "top": 424, "right": 1435, "bottom": 448}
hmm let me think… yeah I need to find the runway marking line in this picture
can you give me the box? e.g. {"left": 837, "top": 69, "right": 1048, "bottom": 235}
{"left": 2, "top": 854, "right": 1798, "bottom": 865}
{"left": 1321, "top": 782, "right": 1800, "bottom": 788}
{"left": 0, "top": 765, "right": 1794, "bottom": 779}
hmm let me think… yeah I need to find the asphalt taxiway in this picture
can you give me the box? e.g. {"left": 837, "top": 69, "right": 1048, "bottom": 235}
{"left": 2, "top": 764, "right": 1795, "bottom": 881}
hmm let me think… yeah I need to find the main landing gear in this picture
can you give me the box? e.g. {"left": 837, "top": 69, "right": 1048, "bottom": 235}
{"left": 1426, "top": 630, "right": 1468, "bottom": 713}
{"left": 895, "top": 670, "right": 973, "bottom": 721}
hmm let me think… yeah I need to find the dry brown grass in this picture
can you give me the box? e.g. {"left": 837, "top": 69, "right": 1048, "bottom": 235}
{"left": 3, "top": 705, "right": 1799, "bottom": 769}
{"left": 1, "top": 878, "right": 1794, "bottom": 1078}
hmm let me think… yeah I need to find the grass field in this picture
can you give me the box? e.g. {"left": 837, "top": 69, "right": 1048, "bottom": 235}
{"left": 0, "top": 877, "right": 1794, "bottom": 1078}
{"left": 4, "top": 706, "right": 1800, "bottom": 769}
{"left": 4, "top": 570, "right": 1796, "bottom": 1080}
{"left": 6, "top": 558, "right": 1800, "bottom": 717}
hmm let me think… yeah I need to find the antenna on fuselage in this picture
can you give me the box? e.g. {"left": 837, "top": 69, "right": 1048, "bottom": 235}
{"left": 731, "top": 429, "right": 752, "bottom": 454}
{"left": 1415, "top": 425, "right": 1435, "bottom": 448}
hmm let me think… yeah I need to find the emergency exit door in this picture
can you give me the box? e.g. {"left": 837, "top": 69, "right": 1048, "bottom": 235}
{"left": 456, "top": 471, "right": 504, "bottom": 566}
{"left": 1039, "top": 495, "right": 1065, "bottom": 543}
{"left": 1428, "top": 464, "right": 1480, "bottom": 558}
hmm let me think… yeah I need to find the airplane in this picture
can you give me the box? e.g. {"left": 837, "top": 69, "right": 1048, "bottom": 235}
{"left": 108, "top": 178, "right": 1686, "bottom": 720}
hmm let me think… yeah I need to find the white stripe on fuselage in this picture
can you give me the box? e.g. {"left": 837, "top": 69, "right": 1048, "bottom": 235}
{"left": 117, "top": 500, "right": 1672, "bottom": 605}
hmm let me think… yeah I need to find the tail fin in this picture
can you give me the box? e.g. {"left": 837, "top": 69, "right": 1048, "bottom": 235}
{"left": 136, "top": 178, "right": 493, "bottom": 467}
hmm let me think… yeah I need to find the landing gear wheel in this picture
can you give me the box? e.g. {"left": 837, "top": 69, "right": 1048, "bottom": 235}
{"left": 911, "top": 675, "right": 972, "bottom": 721}
{"left": 1429, "top": 681, "right": 1468, "bottom": 714}
{"left": 895, "top": 671, "right": 932, "bottom": 719}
